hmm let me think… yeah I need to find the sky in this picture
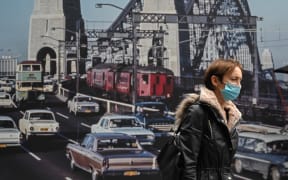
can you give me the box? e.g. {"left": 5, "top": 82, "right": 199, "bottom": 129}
{"left": 0, "top": 0, "right": 288, "bottom": 69}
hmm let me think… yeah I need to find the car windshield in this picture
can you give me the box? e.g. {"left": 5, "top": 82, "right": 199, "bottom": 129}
{"left": 0, "top": 120, "right": 15, "bottom": 128}
{"left": 97, "top": 138, "right": 138, "bottom": 150}
{"left": 109, "top": 118, "right": 141, "bottom": 128}
{"left": 29, "top": 113, "right": 54, "bottom": 120}
{"left": 77, "top": 97, "right": 91, "bottom": 102}
{"left": 0, "top": 94, "right": 10, "bottom": 99}
{"left": 267, "top": 140, "right": 288, "bottom": 155}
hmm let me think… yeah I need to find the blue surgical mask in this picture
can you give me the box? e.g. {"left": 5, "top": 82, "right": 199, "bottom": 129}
{"left": 221, "top": 82, "right": 241, "bottom": 101}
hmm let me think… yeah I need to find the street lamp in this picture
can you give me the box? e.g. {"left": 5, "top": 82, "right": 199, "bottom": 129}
{"left": 51, "top": 27, "right": 80, "bottom": 94}
{"left": 96, "top": 3, "right": 138, "bottom": 105}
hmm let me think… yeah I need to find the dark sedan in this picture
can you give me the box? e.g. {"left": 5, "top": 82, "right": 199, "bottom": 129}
{"left": 66, "top": 133, "right": 159, "bottom": 180}
{"left": 233, "top": 124, "right": 288, "bottom": 180}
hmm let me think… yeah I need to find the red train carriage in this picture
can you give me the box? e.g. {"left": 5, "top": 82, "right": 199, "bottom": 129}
{"left": 86, "top": 64, "right": 174, "bottom": 102}
{"left": 86, "top": 64, "right": 116, "bottom": 95}
{"left": 137, "top": 66, "right": 174, "bottom": 100}
{"left": 86, "top": 67, "right": 93, "bottom": 87}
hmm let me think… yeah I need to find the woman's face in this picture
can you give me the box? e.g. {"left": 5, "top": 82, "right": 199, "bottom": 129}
{"left": 220, "top": 66, "right": 243, "bottom": 88}
{"left": 212, "top": 66, "right": 243, "bottom": 102}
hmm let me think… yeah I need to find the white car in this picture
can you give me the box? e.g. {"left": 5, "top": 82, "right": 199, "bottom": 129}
{"left": 91, "top": 114, "right": 155, "bottom": 145}
{"left": 0, "top": 92, "right": 16, "bottom": 108}
{"left": 18, "top": 109, "right": 59, "bottom": 141}
{"left": 67, "top": 95, "right": 100, "bottom": 116}
{"left": 43, "top": 79, "right": 56, "bottom": 93}
{"left": 0, "top": 116, "right": 22, "bottom": 148}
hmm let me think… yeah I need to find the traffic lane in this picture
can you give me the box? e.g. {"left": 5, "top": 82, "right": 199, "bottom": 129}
{"left": 0, "top": 139, "right": 89, "bottom": 180}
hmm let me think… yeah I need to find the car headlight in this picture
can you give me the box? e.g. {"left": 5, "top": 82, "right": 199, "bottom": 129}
{"left": 77, "top": 106, "right": 81, "bottom": 110}
{"left": 147, "top": 135, "right": 155, "bottom": 140}
{"left": 30, "top": 126, "right": 34, "bottom": 131}
{"left": 283, "top": 162, "right": 288, "bottom": 168}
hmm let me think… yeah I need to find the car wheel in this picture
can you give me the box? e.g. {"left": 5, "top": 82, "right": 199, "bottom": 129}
{"left": 269, "top": 167, "right": 280, "bottom": 180}
{"left": 234, "top": 158, "right": 242, "bottom": 174}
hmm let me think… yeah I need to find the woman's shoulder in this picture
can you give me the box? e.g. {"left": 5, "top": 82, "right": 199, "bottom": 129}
{"left": 175, "top": 94, "right": 200, "bottom": 121}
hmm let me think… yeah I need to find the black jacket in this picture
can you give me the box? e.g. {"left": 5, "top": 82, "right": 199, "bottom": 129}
{"left": 178, "top": 102, "right": 238, "bottom": 180}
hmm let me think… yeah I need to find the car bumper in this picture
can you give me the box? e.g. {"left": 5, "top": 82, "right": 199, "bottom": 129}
{"left": 102, "top": 169, "right": 160, "bottom": 177}
{"left": 28, "top": 131, "right": 58, "bottom": 136}
{"left": 0, "top": 142, "right": 21, "bottom": 148}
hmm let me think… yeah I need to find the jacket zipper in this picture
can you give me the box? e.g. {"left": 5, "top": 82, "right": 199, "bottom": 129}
{"left": 208, "top": 119, "right": 213, "bottom": 139}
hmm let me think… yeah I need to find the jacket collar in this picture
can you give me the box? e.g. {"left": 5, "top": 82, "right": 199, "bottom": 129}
{"left": 175, "top": 87, "right": 241, "bottom": 131}
{"left": 200, "top": 87, "right": 241, "bottom": 131}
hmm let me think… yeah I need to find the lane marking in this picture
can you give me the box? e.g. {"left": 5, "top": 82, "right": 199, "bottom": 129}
{"left": 57, "top": 133, "right": 79, "bottom": 144}
{"left": 80, "top": 123, "right": 91, "bottom": 129}
{"left": 21, "top": 145, "right": 41, "bottom": 161}
{"left": 56, "top": 112, "right": 69, "bottom": 119}
{"left": 65, "top": 177, "right": 73, "bottom": 180}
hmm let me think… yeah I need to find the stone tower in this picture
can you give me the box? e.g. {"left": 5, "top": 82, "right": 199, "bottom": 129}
{"left": 138, "top": 0, "right": 189, "bottom": 78}
{"left": 28, "top": 0, "right": 86, "bottom": 76}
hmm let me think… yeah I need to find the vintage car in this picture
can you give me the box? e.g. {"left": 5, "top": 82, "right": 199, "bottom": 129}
{"left": 91, "top": 114, "right": 155, "bottom": 145}
{"left": 67, "top": 94, "right": 100, "bottom": 116}
{"left": 18, "top": 109, "right": 59, "bottom": 141}
{"left": 0, "top": 81, "right": 14, "bottom": 93}
{"left": 0, "top": 116, "right": 22, "bottom": 148}
{"left": 43, "top": 79, "right": 56, "bottom": 93}
{"left": 233, "top": 124, "right": 288, "bottom": 180}
{"left": 66, "top": 133, "right": 159, "bottom": 180}
{"left": 134, "top": 101, "right": 175, "bottom": 137}
{"left": 0, "top": 92, "right": 16, "bottom": 108}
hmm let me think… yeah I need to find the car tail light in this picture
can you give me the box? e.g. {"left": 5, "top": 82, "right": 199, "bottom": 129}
{"left": 103, "top": 158, "right": 109, "bottom": 169}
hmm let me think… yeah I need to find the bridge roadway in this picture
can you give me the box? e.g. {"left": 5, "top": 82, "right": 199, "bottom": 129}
{"left": 0, "top": 94, "right": 260, "bottom": 180}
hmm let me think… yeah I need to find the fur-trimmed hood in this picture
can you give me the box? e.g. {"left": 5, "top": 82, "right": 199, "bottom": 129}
{"left": 175, "top": 87, "right": 241, "bottom": 131}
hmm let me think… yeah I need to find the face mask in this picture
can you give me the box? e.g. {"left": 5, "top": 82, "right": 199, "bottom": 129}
{"left": 220, "top": 82, "right": 241, "bottom": 101}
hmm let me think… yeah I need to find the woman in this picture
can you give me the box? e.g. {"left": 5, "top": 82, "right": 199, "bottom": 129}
{"left": 175, "top": 58, "right": 242, "bottom": 180}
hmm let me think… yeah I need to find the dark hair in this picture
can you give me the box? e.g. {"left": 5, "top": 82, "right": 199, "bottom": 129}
{"left": 204, "top": 58, "right": 243, "bottom": 90}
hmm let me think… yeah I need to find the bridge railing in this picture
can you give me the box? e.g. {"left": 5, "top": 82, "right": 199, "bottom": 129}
{"left": 57, "top": 86, "right": 134, "bottom": 113}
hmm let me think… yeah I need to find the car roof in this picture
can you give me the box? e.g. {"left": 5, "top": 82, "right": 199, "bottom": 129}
{"left": 239, "top": 132, "right": 288, "bottom": 143}
{"left": 0, "top": 115, "right": 13, "bottom": 121}
{"left": 88, "top": 133, "right": 136, "bottom": 140}
{"left": 25, "top": 109, "right": 54, "bottom": 113}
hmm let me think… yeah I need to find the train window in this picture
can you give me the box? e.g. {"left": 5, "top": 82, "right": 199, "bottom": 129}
{"left": 22, "top": 82, "right": 31, "bottom": 87}
{"left": 167, "top": 77, "right": 172, "bottom": 85}
{"left": 23, "top": 65, "right": 31, "bottom": 71}
{"left": 120, "top": 77, "right": 128, "bottom": 83}
{"left": 32, "top": 65, "right": 41, "bottom": 71}
{"left": 142, "top": 75, "right": 149, "bottom": 84}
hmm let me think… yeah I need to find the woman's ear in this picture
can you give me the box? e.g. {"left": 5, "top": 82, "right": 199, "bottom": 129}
{"left": 211, "top": 75, "right": 219, "bottom": 87}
